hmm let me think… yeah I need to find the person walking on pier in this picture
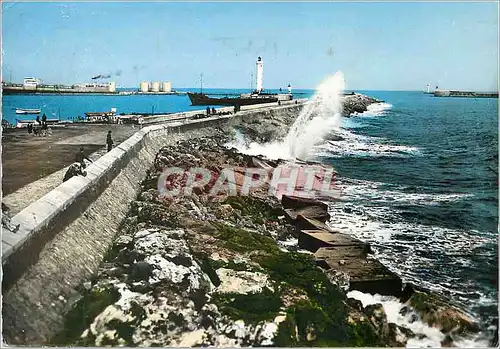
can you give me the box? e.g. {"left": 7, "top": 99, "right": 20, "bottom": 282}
{"left": 36, "top": 115, "right": 41, "bottom": 125}
{"left": 106, "top": 130, "right": 114, "bottom": 152}
{"left": 206, "top": 107, "right": 210, "bottom": 116}
{"left": 76, "top": 147, "right": 92, "bottom": 169}
{"left": 41, "top": 113, "right": 47, "bottom": 126}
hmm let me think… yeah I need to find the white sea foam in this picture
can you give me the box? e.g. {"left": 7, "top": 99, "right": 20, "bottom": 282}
{"left": 352, "top": 102, "right": 393, "bottom": 117}
{"left": 226, "top": 72, "right": 346, "bottom": 161}
{"left": 347, "top": 290, "right": 446, "bottom": 347}
{"left": 326, "top": 176, "right": 497, "bottom": 321}
{"left": 347, "top": 290, "right": 490, "bottom": 348}
{"left": 313, "top": 128, "right": 422, "bottom": 158}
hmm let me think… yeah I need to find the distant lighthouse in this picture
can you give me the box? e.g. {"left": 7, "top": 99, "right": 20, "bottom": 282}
{"left": 288, "top": 83, "right": 292, "bottom": 94}
{"left": 426, "top": 83, "right": 430, "bottom": 93}
{"left": 256, "top": 56, "right": 263, "bottom": 94}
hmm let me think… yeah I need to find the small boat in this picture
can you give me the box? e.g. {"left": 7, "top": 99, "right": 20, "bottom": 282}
{"left": 16, "top": 108, "right": 41, "bottom": 114}
{"left": 16, "top": 118, "right": 60, "bottom": 128}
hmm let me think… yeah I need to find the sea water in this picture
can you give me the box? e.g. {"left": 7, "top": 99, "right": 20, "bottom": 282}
{"left": 3, "top": 84, "right": 498, "bottom": 345}
{"left": 228, "top": 78, "right": 498, "bottom": 345}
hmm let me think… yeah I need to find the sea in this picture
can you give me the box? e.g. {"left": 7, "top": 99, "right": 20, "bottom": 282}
{"left": 2, "top": 86, "right": 498, "bottom": 346}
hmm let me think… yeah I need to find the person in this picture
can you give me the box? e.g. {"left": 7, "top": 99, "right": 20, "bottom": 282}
{"left": 63, "top": 162, "right": 87, "bottom": 182}
{"left": 212, "top": 107, "right": 216, "bottom": 115}
{"left": 36, "top": 115, "right": 41, "bottom": 125}
{"left": 41, "top": 113, "right": 47, "bottom": 126}
{"left": 2, "top": 203, "right": 20, "bottom": 233}
{"left": 76, "top": 147, "right": 92, "bottom": 169}
{"left": 27, "top": 123, "right": 33, "bottom": 134}
{"left": 106, "top": 130, "right": 114, "bottom": 152}
{"left": 41, "top": 121, "right": 48, "bottom": 136}
{"left": 206, "top": 107, "right": 210, "bottom": 115}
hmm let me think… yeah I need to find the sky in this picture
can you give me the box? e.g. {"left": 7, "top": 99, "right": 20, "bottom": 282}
{"left": 2, "top": 1, "right": 498, "bottom": 90}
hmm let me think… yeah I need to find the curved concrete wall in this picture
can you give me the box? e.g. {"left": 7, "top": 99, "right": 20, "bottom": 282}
{"left": 1, "top": 101, "right": 305, "bottom": 344}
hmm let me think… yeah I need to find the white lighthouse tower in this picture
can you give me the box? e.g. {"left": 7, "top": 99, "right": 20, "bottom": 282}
{"left": 256, "top": 56, "right": 263, "bottom": 94}
{"left": 288, "top": 83, "right": 292, "bottom": 94}
{"left": 426, "top": 83, "right": 431, "bottom": 93}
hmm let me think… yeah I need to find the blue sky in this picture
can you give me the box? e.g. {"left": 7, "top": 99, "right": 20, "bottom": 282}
{"left": 2, "top": 1, "right": 498, "bottom": 90}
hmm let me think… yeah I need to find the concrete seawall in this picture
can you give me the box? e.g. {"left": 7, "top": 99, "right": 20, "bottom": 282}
{"left": 1, "top": 101, "right": 305, "bottom": 344}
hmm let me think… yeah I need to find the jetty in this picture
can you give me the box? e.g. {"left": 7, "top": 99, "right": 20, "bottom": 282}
{"left": 433, "top": 90, "right": 498, "bottom": 98}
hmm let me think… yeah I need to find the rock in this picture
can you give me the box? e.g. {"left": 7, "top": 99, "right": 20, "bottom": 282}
{"left": 346, "top": 297, "right": 363, "bottom": 312}
{"left": 215, "top": 268, "right": 272, "bottom": 295}
{"left": 342, "top": 94, "right": 380, "bottom": 116}
{"left": 325, "top": 269, "right": 350, "bottom": 291}
{"left": 387, "top": 323, "right": 415, "bottom": 347}
{"left": 214, "top": 204, "right": 235, "bottom": 220}
{"left": 364, "top": 303, "right": 390, "bottom": 338}
{"left": 406, "top": 291, "right": 480, "bottom": 335}
{"left": 130, "top": 261, "right": 153, "bottom": 281}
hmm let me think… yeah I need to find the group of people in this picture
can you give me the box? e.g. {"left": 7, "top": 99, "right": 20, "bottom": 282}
{"left": 206, "top": 107, "right": 217, "bottom": 115}
{"left": 63, "top": 130, "right": 114, "bottom": 182}
{"left": 27, "top": 113, "right": 50, "bottom": 136}
{"left": 205, "top": 106, "right": 240, "bottom": 116}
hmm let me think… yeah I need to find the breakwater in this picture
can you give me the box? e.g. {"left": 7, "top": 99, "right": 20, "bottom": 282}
{"left": 1, "top": 101, "right": 305, "bottom": 344}
{"left": 433, "top": 90, "right": 499, "bottom": 98}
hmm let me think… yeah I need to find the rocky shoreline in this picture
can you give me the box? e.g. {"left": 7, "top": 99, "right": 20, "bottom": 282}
{"left": 50, "top": 126, "right": 481, "bottom": 346}
{"left": 342, "top": 93, "right": 383, "bottom": 116}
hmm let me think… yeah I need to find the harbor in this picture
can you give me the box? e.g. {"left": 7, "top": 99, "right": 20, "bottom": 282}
{"left": 2, "top": 1, "right": 498, "bottom": 347}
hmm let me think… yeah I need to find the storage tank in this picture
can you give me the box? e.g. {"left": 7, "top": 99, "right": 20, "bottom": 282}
{"left": 108, "top": 82, "right": 116, "bottom": 93}
{"left": 140, "top": 81, "right": 149, "bottom": 93}
{"left": 162, "top": 82, "right": 172, "bottom": 93}
{"left": 151, "top": 82, "right": 160, "bottom": 92}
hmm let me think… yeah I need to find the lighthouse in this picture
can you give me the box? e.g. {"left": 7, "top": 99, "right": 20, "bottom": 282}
{"left": 426, "top": 83, "right": 430, "bottom": 93}
{"left": 288, "top": 83, "right": 292, "bottom": 94}
{"left": 256, "top": 56, "right": 263, "bottom": 94}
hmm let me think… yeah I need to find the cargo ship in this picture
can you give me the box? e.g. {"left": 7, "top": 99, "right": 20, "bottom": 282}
{"left": 187, "top": 91, "right": 283, "bottom": 106}
{"left": 187, "top": 57, "right": 293, "bottom": 107}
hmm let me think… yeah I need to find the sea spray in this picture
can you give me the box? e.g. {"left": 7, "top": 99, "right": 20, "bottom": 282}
{"left": 347, "top": 290, "right": 491, "bottom": 348}
{"left": 285, "top": 71, "right": 345, "bottom": 159}
{"left": 226, "top": 72, "right": 346, "bottom": 160}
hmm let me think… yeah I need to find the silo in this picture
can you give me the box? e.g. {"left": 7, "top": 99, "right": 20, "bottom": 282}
{"left": 108, "top": 81, "right": 116, "bottom": 93}
{"left": 151, "top": 82, "right": 160, "bottom": 92}
{"left": 162, "top": 82, "right": 172, "bottom": 93}
{"left": 140, "top": 81, "right": 149, "bottom": 93}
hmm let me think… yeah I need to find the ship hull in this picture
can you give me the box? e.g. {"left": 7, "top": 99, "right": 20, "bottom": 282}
{"left": 187, "top": 92, "right": 278, "bottom": 106}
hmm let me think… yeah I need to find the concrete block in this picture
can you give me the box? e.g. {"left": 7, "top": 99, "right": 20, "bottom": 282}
{"left": 40, "top": 187, "right": 77, "bottom": 209}
{"left": 56, "top": 178, "right": 88, "bottom": 198}
{"left": 314, "top": 246, "right": 402, "bottom": 297}
{"left": 295, "top": 215, "right": 336, "bottom": 233}
{"left": 85, "top": 165, "right": 106, "bottom": 182}
{"left": 284, "top": 206, "right": 330, "bottom": 223}
{"left": 298, "top": 230, "right": 369, "bottom": 253}
{"left": 2, "top": 231, "right": 21, "bottom": 250}
{"left": 2, "top": 242, "right": 14, "bottom": 260}
{"left": 282, "top": 195, "right": 328, "bottom": 211}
